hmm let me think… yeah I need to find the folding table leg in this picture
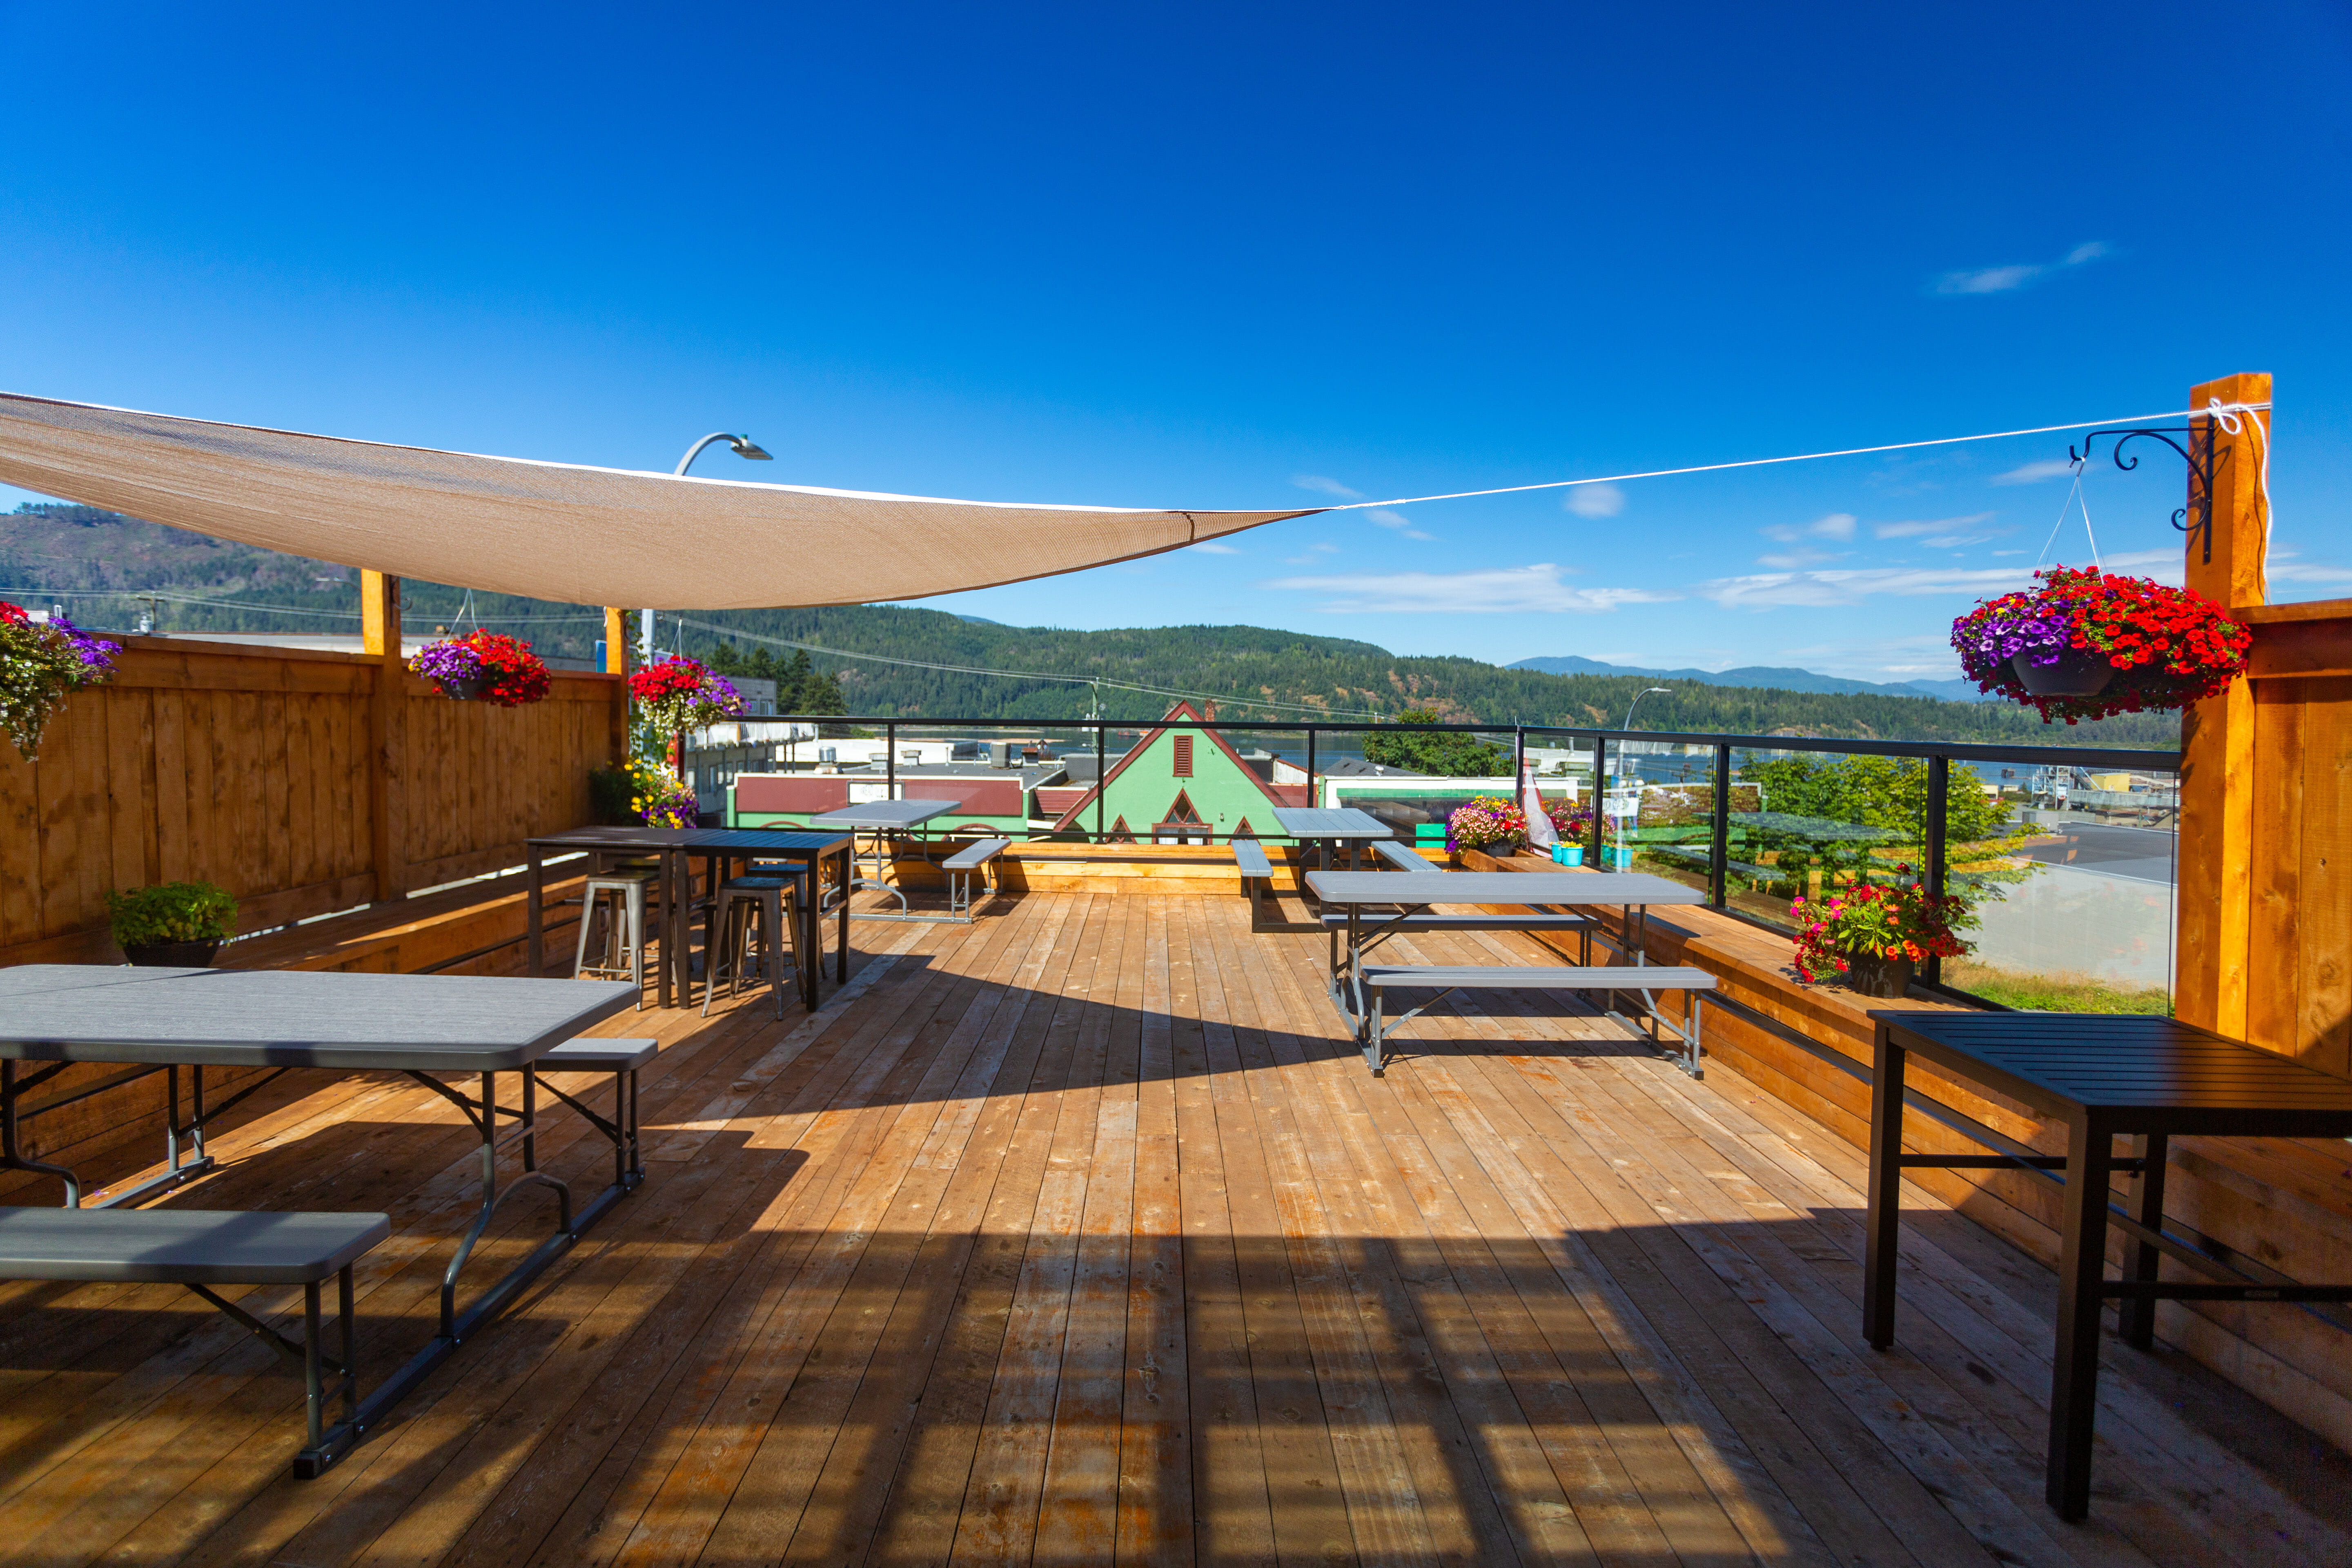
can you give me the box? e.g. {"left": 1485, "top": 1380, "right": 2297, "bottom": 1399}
{"left": 1863, "top": 1024, "right": 1906, "bottom": 1349}
{"left": 303, "top": 1280, "right": 325, "bottom": 1452}
{"left": 2048, "top": 1114, "right": 2114, "bottom": 1520}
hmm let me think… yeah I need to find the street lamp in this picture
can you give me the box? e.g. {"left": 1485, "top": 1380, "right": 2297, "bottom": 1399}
{"left": 1621, "top": 686, "right": 1672, "bottom": 730}
{"left": 642, "top": 433, "right": 774, "bottom": 662}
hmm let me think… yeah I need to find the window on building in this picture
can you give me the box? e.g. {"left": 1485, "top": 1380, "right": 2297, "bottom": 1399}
{"left": 1164, "top": 790, "right": 1203, "bottom": 824}
{"left": 1172, "top": 734, "right": 1193, "bottom": 777}
{"left": 1106, "top": 815, "right": 1136, "bottom": 843}
{"left": 1232, "top": 817, "right": 1254, "bottom": 840}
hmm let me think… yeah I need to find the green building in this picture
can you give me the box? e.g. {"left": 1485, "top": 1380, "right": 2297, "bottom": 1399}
{"left": 1049, "top": 702, "right": 1308, "bottom": 842}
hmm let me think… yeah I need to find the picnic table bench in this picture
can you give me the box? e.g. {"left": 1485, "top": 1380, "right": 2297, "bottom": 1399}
{"left": 0, "top": 1206, "right": 389, "bottom": 1472}
{"left": 940, "top": 837, "right": 1010, "bottom": 920}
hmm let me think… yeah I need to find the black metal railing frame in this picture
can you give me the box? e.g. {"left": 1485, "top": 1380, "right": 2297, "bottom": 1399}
{"left": 762, "top": 714, "right": 2182, "bottom": 994}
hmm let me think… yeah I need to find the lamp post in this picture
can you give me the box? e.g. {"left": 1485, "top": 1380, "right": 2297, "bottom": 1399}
{"left": 1610, "top": 688, "right": 1670, "bottom": 869}
{"left": 644, "top": 433, "right": 773, "bottom": 663}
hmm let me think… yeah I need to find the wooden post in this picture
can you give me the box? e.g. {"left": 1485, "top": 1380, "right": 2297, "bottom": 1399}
{"left": 2174, "top": 372, "right": 2271, "bottom": 1037}
{"left": 604, "top": 606, "right": 630, "bottom": 765}
{"left": 361, "top": 570, "right": 407, "bottom": 902}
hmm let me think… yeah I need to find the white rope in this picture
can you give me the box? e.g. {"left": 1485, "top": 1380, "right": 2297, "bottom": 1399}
{"left": 2034, "top": 462, "right": 2086, "bottom": 570}
{"left": 2201, "top": 397, "right": 2273, "bottom": 594}
{"left": 1325, "top": 403, "right": 2273, "bottom": 511}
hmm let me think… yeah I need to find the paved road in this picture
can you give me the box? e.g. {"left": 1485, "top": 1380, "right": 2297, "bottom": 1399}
{"left": 2016, "top": 823, "right": 2176, "bottom": 885}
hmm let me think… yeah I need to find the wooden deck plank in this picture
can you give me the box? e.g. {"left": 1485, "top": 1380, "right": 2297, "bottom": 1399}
{"left": 0, "top": 893, "right": 2343, "bottom": 1568}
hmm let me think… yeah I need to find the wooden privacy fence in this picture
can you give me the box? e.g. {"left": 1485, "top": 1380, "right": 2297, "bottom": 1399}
{"left": 0, "top": 632, "right": 626, "bottom": 967}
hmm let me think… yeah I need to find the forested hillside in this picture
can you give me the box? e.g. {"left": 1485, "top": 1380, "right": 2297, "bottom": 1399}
{"left": 2, "top": 503, "right": 2180, "bottom": 747}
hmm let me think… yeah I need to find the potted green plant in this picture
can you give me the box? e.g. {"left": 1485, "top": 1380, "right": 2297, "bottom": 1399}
{"left": 1790, "top": 868, "right": 1971, "bottom": 999}
{"left": 106, "top": 881, "right": 238, "bottom": 967}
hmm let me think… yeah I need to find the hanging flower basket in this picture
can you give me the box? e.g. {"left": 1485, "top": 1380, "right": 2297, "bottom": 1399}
{"left": 0, "top": 600, "right": 120, "bottom": 762}
{"left": 1951, "top": 566, "right": 2250, "bottom": 724}
{"left": 627, "top": 657, "right": 745, "bottom": 738}
{"left": 407, "top": 630, "right": 551, "bottom": 706}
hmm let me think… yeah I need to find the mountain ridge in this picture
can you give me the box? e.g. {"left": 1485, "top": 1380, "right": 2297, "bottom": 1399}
{"left": 1508, "top": 653, "right": 1987, "bottom": 702}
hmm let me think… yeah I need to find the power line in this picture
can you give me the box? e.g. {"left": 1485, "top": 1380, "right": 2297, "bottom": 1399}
{"left": 669, "top": 615, "right": 1389, "bottom": 721}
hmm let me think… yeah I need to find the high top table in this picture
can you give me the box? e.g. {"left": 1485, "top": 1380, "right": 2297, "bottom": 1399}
{"left": 1864, "top": 1009, "right": 2352, "bottom": 1519}
{"left": 527, "top": 826, "right": 853, "bottom": 1009}
{"left": 1270, "top": 806, "right": 1393, "bottom": 872}
{"left": 0, "top": 964, "right": 639, "bottom": 1476}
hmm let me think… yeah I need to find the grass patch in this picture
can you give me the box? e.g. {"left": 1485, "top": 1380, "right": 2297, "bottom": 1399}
{"left": 1942, "top": 958, "right": 2171, "bottom": 1015}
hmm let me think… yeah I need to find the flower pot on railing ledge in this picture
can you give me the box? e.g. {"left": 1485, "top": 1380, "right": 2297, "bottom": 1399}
{"left": 122, "top": 939, "right": 223, "bottom": 968}
{"left": 1839, "top": 949, "right": 1914, "bottom": 998}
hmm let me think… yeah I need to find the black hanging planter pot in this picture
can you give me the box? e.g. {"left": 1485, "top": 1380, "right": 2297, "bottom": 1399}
{"left": 2011, "top": 646, "right": 2114, "bottom": 697}
{"left": 122, "top": 939, "right": 222, "bottom": 968}
{"left": 435, "top": 674, "right": 492, "bottom": 702}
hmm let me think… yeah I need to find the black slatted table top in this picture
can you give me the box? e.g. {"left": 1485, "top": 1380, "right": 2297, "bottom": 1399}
{"left": 529, "top": 827, "right": 851, "bottom": 854}
{"left": 1869, "top": 1010, "right": 2352, "bottom": 1130}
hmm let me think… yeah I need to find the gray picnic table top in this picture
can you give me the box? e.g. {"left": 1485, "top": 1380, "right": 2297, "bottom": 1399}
{"left": 1271, "top": 807, "right": 1393, "bottom": 839}
{"left": 1304, "top": 870, "right": 1707, "bottom": 906}
{"left": 0, "top": 966, "right": 639, "bottom": 1072}
{"left": 808, "top": 798, "right": 964, "bottom": 830}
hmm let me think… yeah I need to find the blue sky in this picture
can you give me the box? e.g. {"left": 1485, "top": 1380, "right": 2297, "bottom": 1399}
{"left": 3, "top": 2, "right": 2347, "bottom": 680}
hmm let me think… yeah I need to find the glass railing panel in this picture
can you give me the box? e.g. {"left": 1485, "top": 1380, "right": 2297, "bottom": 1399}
{"left": 1943, "top": 761, "right": 2178, "bottom": 1014}
{"left": 1718, "top": 746, "right": 1930, "bottom": 934}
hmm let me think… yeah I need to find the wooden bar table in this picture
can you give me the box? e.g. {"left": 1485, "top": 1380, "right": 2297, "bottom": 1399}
{"left": 526, "top": 827, "right": 853, "bottom": 1009}
{"left": 1863, "top": 1009, "right": 2352, "bottom": 1519}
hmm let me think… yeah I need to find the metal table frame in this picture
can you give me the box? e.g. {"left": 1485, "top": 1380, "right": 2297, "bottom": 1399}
{"left": 1270, "top": 806, "right": 1393, "bottom": 874}
{"left": 807, "top": 799, "right": 970, "bottom": 923}
{"left": 1864, "top": 1009, "right": 2352, "bottom": 1519}
{"left": 1309, "top": 869, "right": 1706, "bottom": 1068}
{"left": 526, "top": 828, "right": 853, "bottom": 1009}
{"left": 0, "top": 967, "right": 640, "bottom": 1477}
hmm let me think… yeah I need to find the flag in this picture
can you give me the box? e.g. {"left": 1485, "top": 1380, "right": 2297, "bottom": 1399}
{"left": 1521, "top": 754, "right": 1558, "bottom": 849}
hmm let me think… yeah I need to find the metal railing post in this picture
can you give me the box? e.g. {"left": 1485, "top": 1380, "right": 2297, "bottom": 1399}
{"left": 1924, "top": 753, "right": 1950, "bottom": 986}
{"left": 1095, "top": 722, "right": 1106, "bottom": 843}
{"left": 886, "top": 722, "right": 897, "bottom": 799}
{"left": 1590, "top": 736, "right": 1608, "bottom": 863}
{"left": 1711, "top": 742, "right": 1732, "bottom": 909}
{"left": 1304, "top": 726, "right": 1316, "bottom": 811}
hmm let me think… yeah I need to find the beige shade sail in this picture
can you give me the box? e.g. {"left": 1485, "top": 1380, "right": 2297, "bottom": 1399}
{"left": 0, "top": 392, "right": 1320, "bottom": 609}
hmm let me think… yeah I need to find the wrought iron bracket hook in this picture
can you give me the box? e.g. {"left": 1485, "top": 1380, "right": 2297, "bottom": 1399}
{"left": 2067, "top": 425, "right": 2218, "bottom": 565}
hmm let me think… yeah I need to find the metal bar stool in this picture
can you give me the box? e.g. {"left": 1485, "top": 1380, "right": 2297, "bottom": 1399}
{"left": 575, "top": 868, "right": 660, "bottom": 1007}
{"left": 704, "top": 870, "right": 805, "bottom": 1019}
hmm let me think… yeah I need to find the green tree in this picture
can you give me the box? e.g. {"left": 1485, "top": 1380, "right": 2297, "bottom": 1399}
{"left": 1362, "top": 708, "right": 1510, "bottom": 776}
{"left": 1741, "top": 754, "right": 2034, "bottom": 915}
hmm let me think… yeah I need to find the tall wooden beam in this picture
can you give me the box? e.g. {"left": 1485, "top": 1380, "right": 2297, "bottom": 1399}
{"left": 2174, "top": 372, "right": 2271, "bottom": 1036}
{"left": 604, "top": 606, "right": 631, "bottom": 765}
{"left": 361, "top": 570, "right": 407, "bottom": 902}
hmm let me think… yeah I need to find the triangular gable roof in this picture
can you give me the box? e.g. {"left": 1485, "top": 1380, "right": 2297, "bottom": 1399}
{"left": 1048, "top": 701, "right": 1303, "bottom": 832}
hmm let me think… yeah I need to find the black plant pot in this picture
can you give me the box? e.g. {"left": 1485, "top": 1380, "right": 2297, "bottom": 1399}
{"left": 122, "top": 939, "right": 221, "bottom": 968}
{"left": 2012, "top": 646, "right": 2114, "bottom": 697}
{"left": 1841, "top": 949, "right": 1915, "bottom": 999}
{"left": 435, "top": 674, "right": 492, "bottom": 701}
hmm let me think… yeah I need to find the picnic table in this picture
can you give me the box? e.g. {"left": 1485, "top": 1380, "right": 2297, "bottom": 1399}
{"left": 1307, "top": 869, "right": 1713, "bottom": 1071}
{"left": 1271, "top": 806, "right": 1393, "bottom": 872}
{"left": 0, "top": 964, "right": 639, "bottom": 1475}
{"left": 526, "top": 826, "right": 853, "bottom": 1009}
{"left": 1864, "top": 1009, "right": 2352, "bottom": 1519}
{"left": 807, "top": 797, "right": 966, "bottom": 918}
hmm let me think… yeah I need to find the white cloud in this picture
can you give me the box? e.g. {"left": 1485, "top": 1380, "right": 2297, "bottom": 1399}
{"left": 1935, "top": 240, "right": 2112, "bottom": 296}
{"left": 1291, "top": 474, "right": 1362, "bottom": 498}
{"left": 1282, "top": 542, "right": 1343, "bottom": 565}
{"left": 1563, "top": 483, "right": 1624, "bottom": 518}
{"left": 2266, "top": 553, "right": 2352, "bottom": 585}
{"left": 1757, "top": 548, "right": 1848, "bottom": 570}
{"left": 1265, "top": 562, "right": 1678, "bottom": 614}
{"left": 1873, "top": 512, "right": 1996, "bottom": 540}
{"left": 1762, "top": 512, "right": 1857, "bottom": 544}
{"left": 1991, "top": 458, "right": 2080, "bottom": 486}
{"left": 1701, "top": 547, "right": 2188, "bottom": 609}
{"left": 1190, "top": 540, "right": 1241, "bottom": 555}
{"left": 1366, "top": 507, "right": 1436, "bottom": 541}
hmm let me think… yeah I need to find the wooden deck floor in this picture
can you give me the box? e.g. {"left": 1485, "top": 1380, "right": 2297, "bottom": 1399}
{"left": 2, "top": 892, "right": 2347, "bottom": 1566}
